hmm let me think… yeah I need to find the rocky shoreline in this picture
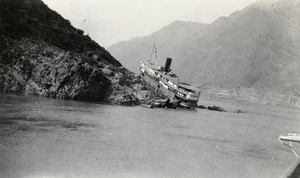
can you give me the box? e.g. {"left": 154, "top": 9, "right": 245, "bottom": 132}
{"left": 0, "top": 37, "right": 141, "bottom": 105}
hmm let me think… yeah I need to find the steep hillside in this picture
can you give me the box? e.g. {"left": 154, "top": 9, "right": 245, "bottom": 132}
{"left": 0, "top": 0, "right": 138, "bottom": 104}
{"left": 186, "top": 0, "right": 300, "bottom": 87}
{"left": 108, "top": 0, "right": 300, "bottom": 107}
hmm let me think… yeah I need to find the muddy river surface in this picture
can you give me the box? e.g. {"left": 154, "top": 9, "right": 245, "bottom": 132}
{"left": 0, "top": 95, "right": 300, "bottom": 178}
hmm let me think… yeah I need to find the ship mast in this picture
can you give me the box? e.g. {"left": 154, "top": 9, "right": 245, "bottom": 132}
{"left": 148, "top": 43, "right": 157, "bottom": 63}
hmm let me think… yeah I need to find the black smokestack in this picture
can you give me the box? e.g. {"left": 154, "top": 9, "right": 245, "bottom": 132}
{"left": 164, "top": 58, "right": 172, "bottom": 73}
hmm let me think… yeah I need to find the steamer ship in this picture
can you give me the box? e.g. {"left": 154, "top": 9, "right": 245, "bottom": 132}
{"left": 140, "top": 57, "right": 200, "bottom": 108}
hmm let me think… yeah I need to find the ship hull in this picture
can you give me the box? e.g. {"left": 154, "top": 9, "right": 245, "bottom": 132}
{"left": 177, "top": 98, "right": 198, "bottom": 108}
{"left": 141, "top": 71, "right": 174, "bottom": 99}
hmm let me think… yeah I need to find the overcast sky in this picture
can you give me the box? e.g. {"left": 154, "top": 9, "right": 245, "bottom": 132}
{"left": 42, "top": 0, "right": 256, "bottom": 48}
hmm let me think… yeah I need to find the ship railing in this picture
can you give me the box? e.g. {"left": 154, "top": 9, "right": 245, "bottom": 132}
{"left": 278, "top": 133, "right": 300, "bottom": 178}
{"left": 161, "top": 80, "right": 199, "bottom": 100}
{"left": 279, "top": 133, "right": 300, "bottom": 157}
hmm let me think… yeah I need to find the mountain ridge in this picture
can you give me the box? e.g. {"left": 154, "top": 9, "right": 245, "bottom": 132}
{"left": 108, "top": 20, "right": 208, "bottom": 73}
{"left": 108, "top": 0, "right": 300, "bottom": 107}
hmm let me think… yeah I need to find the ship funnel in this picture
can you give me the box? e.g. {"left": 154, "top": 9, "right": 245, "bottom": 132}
{"left": 164, "top": 58, "right": 172, "bottom": 73}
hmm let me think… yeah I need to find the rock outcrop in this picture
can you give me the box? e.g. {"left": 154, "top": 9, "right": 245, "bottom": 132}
{"left": 0, "top": 0, "right": 139, "bottom": 105}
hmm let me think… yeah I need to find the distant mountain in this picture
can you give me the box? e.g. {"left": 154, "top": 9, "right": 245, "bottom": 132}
{"left": 108, "top": 0, "right": 300, "bottom": 107}
{"left": 0, "top": 0, "right": 139, "bottom": 105}
{"left": 108, "top": 20, "right": 208, "bottom": 73}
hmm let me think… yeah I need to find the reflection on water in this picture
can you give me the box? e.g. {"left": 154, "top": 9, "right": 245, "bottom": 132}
{"left": 0, "top": 115, "right": 95, "bottom": 133}
{"left": 0, "top": 94, "right": 300, "bottom": 178}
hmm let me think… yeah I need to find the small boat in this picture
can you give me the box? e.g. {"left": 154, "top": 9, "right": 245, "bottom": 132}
{"left": 151, "top": 98, "right": 169, "bottom": 107}
{"left": 140, "top": 103, "right": 154, "bottom": 108}
{"left": 166, "top": 99, "right": 181, "bottom": 109}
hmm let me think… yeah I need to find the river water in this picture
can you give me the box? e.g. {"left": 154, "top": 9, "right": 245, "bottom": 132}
{"left": 0, "top": 94, "right": 300, "bottom": 178}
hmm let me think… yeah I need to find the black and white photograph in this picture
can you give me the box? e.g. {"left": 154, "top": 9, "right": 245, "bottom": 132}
{"left": 1, "top": 0, "right": 300, "bottom": 177}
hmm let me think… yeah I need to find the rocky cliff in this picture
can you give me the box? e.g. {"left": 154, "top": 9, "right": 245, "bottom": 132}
{"left": 0, "top": 0, "right": 139, "bottom": 105}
